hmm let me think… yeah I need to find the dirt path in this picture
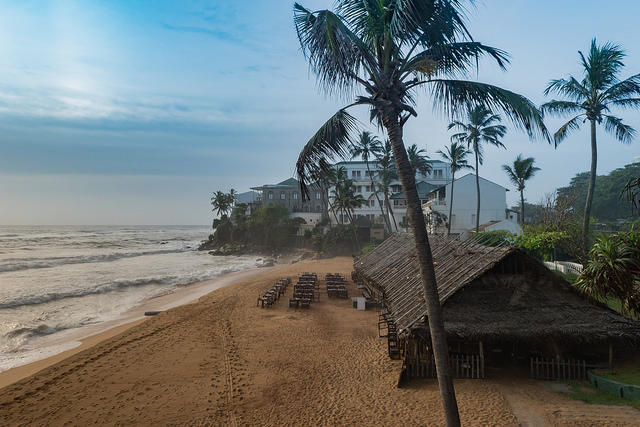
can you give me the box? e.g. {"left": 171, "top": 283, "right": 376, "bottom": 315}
{"left": 1, "top": 257, "right": 638, "bottom": 426}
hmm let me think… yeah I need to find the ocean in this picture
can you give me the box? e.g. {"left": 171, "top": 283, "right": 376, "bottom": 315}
{"left": 0, "top": 225, "right": 262, "bottom": 372}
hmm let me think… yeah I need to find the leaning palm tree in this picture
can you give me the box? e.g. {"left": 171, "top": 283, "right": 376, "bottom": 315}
{"left": 542, "top": 39, "right": 640, "bottom": 248}
{"left": 437, "top": 142, "right": 472, "bottom": 235}
{"left": 449, "top": 106, "right": 507, "bottom": 232}
{"left": 375, "top": 139, "right": 400, "bottom": 232}
{"left": 293, "top": 3, "right": 547, "bottom": 424}
{"left": 350, "top": 131, "right": 391, "bottom": 232}
{"left": 502, "top": 155, "right": 540, "bottom": 226}
{"left": 407, "top": 144, "right": 432, "bottom": 176}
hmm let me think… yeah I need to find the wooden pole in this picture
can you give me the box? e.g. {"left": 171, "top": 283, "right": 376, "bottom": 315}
{"left": 478, "top": 341, "right": 484, "bottom": 379}
{"left": 609, "top": 341, "right": 614, "bottom": 373}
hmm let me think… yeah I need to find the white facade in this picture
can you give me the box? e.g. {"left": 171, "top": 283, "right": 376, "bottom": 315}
{"left": 329, "top": 160, "right": 452, "bottom": 228}
{"left": 422, "top": 173, "right": 519, "bottom": 234}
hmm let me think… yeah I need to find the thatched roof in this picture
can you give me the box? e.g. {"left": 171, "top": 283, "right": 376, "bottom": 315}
{"left": 354, "top": 233, "right": 640, "bottom": 344}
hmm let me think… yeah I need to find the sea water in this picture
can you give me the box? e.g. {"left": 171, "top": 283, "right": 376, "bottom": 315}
{"left": 0, "top": 225, "right": 261, "bottom": 371}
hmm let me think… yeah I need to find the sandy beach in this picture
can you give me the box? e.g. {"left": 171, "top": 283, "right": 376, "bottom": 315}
{"left": 1, "top": 257, "right": 638, "bottom": 426}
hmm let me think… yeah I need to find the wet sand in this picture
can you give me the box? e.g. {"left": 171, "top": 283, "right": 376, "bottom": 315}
{"left": 1, "top": 257, "right": 638, "bottom": 426}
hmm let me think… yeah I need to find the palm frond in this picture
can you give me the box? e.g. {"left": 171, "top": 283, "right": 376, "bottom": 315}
{"left": 293, "top": 4, "right": 376, "bottom": 96}
{"left": 603, "top": 74, "right": 640, "bottom": 103}
{"left": 610, "top": 98, "right": 640, "bottom": 109}
{"left": 581, "top": 39, "right": 626, "bottom": 91}
{"left": 543, "top": 77, "right": 588, "bottom": 102}
{"left": 603, "top": 115, "right": 636, "bottom": 144}
{"left": 296, "top": 109, "right": 359, "bottom": 198}
{"left": 388, "top": 0, "right": 471, "bottom": 47}
{"left": 429, "top": 79, "right": 550, "bottom": 141}
{"left": 540, "top": 100, "right": 583, "bottom": 116}
{"left": 553, "top": 115, "right": 584, "bottom": 147}
{"left": 402, "top": 42, "right": 509, "bottom": 78}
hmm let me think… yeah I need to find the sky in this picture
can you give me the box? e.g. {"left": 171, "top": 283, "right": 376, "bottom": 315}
{"left": 0, "top": 0, "right": 639, "bottom": 225}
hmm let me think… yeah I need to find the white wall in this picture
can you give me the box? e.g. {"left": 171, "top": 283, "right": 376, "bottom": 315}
{"left": 424, "top": 173, "right": 510, "bottom": 234}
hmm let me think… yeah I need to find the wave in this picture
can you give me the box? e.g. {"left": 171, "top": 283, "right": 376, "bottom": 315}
{"left": 0, "top": 264, "right": 251, "bottom": 310}
{"left": 5, "top": 324, "right": 65, "bottom": 340}
{"left": 0, "top": 248, "right": 192, "bottom": 273}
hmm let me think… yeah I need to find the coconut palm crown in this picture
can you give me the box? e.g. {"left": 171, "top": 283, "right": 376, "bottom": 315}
{"left": 502, "top": 154, "right": 540, "bottom": 225}
{"left": 541, "top": 39, "right": 640, "bottom": 248}
{"left": 293, "top": 2, "right": 548, "bottom": 425}
{"left": 350, "top": 131, "right": 391, "bottom": 232}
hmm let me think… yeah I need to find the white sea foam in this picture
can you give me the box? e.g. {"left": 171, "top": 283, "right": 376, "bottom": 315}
{"left": 0, "top": 225, "right": 260, "bottom": 372}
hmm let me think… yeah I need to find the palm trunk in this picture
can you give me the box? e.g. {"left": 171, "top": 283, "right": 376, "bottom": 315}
{"left": 366, "top": 162, "right": 391, "bottom": 233}
{"left": 384, "top": 191, "right": 399, "bottom": 231}
{"left": 520, "top": 188, "right": 525, "bottom": 226}
{"left": 347, "top": 210, "right": 360, "bottom": 250}
{"left": 583, "top": 119, "right": 597, "bottom": 252}
{"left": 447, "top": 171, "right": 455, "bottom": 236}
{"left": 474, "top": 151, "right": 481, "bottom": 233}
{"left": 383, "top": 114, "right": 460, "bottom": 427}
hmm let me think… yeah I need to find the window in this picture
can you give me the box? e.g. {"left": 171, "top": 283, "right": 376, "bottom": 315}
{"left": 434, "top": 169, "right": 443, "bottom": 178}
{"left": 268, "top": 191, "right": 274, "bottom": 200}
{"left": 293, "top": 192, "right": 299, "bottom": 200}
{"left": 351, "top": 170, "right": 362, "bottom": 178}
{"left": 280, "top": 192, "right": 286, "bottom": 200}
{"left": 365, "top": 185, "right": 371, "bottom": 192}
{"left": 356, "top": 185, "right": 362, "bottom": 192}
{"left": 315, "top": 192, "right": 321, "bottom": 200}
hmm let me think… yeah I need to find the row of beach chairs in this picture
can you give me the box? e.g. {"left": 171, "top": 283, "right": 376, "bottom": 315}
{"left": 326, "top": 273, "right": 348, "bottom": 299}
{"left": 289, "top": 272, "right": 319, "bottom": 309}
{"left": 257, "top": 277, "right": 291, "bottom": 308}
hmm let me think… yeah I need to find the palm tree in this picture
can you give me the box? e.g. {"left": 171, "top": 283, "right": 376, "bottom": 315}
{"left": 293, "top": 3, "right": 547, "bottom": 423}
{"left": 407, "top": 144, "right": 432, "bottom": 176}
{"left": 211, "top": 190, "right": 232, "bottom": 219}
{"left": 375, "top": 139, "right": 399, "bottom": 232}
{"left": 449, "top": 106, "right": 507, "bottom": 232}
{"left": 437, "top": 142, "right": 472, "bottom": 235}
{"left": 331, "top": 178, "right": 365, "bottom": 248}
{"left": 576, "top": 231, "right": 640, "bottom": 317}
{"left": 502, "top": 155, "right": 540, "bottom": 226}
{"left": 326, "top": 166, "right": 348, "bottom": 224}
{"left": 351, "top": 131, "right": 391, "bottom": 233}
{"left": 542, "top": 39, "right": 640, "bottom": 248}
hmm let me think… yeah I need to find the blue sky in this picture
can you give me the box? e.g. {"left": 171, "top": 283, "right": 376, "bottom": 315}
{"left": 0, "top": 0, "right": 639, "bottom": 225}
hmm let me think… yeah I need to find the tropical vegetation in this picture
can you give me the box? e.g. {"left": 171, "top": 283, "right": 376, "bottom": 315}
{"left": 502, "top": 155, "right": 540, "bottom": 225}
{"left": 542, "top": 39, "right": 640, "bottom": 247}
{"left": 437, "top": 141, "right": 472, "bottom": 235}
{"left": 448, "top": 105, "right": 507, "bottom": 232}
{"left": 292, "top": 2, "right": 548, "bottom": 423}
{"left": 576, "top": 229, "right": 640, "bottom": 317}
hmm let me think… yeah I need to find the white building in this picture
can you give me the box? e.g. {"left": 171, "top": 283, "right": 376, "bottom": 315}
{"left": 422, "top": 173, "right": 521, "bottom": 234}
{"left": 329, "top": 160, "right": 452, "bottom": 228}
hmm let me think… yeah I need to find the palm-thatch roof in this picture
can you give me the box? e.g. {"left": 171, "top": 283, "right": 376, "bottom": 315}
{"left": 354, "top": 233, "right": 640, "bottom": 344}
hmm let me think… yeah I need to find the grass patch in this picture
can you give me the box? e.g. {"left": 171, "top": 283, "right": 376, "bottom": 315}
{"left": 552, "top": 270, "right": 579, "bottom": 283}
{"left": 360, "top": 243, "right": 378, "bottom": 255}
{"left": 557, "top": 381, "right": 640, "bottom": 410}
{"left": 595, "top": 368, "right": 640, "bottom": 386}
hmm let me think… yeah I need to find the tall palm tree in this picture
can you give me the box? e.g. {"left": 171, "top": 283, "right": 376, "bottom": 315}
{"left": 437, "top": 142, "right": 472, "bottom": 235}
{"left": 325, "top": 166, "right": 348, "bottom": 224}
{"left": 331, "top": 178, "right": 365, "bottom": 248}
{"left": 449, "top": 106, "right": 507, "bottom": 232}
{"left": 407, "top": 144, "right": 432, "bottom": 176}
{"left": 375, "top": 139, "right": 399, "bottom": 232}
{"left": 293, "top": 3, "right": 547, "bottom": 423}
{"left": 542, "top": 39, "right": 639, "bottom": 248}
{"left": 502, "top": 155, "right": 540, "bottom": 226}
{"left": 350, "top": 131, "right": 392, "bottom": 232}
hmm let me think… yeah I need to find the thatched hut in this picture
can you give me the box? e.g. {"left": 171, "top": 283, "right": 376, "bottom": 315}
{"left": 353, "top": 233, "right": 640, "bottom": 382}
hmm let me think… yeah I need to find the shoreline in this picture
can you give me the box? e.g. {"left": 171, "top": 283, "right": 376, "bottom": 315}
{"left": 0, "top": 263, "right": 278, "bottom": 389}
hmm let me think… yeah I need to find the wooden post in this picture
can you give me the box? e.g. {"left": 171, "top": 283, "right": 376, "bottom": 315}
{"left": 478, "top": 341, "right": 485, "bottom": 379}
{"left": 609, "top": 341, "right": 614, "bottom": 373}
